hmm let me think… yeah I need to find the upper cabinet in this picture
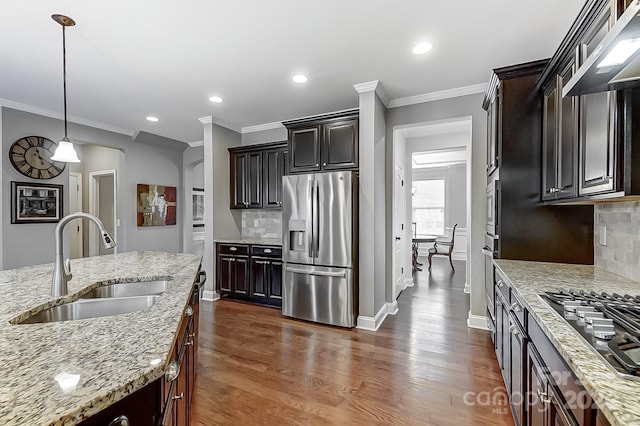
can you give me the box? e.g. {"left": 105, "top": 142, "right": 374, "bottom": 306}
{"left": 283, "top": 110, "right": 359, "bottom": 174}
{"left": 537, "top": 0, "right": 640, "bottom": 202}
{"left": 228, "top": 141, "right": 287, "bottom": 209}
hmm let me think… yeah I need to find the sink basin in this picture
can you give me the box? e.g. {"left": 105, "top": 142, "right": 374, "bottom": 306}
{"left": 16, "top": 296, "right": 160, "bottom": 324}
{"left": 81, "top": 280, "right": 169, "bottom": 299}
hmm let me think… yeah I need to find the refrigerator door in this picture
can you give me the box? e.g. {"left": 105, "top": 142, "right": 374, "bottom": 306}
{"left": 315, "top": 171, "right": 353, "bottom": 268}
{"left": 283, "top": 173, "right": 315, "bottom": 265}
{"left": 282, "top": 263, "right": 355, "bottom": 327}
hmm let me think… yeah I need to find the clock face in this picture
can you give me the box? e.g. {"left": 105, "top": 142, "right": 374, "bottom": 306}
{"left": 9, "top": 136, "right": 66, "bottom": 179}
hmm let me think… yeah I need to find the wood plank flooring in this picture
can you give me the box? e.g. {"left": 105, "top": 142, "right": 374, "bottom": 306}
{"left": 191, "top": 257, "right": 514, "bottom": 425}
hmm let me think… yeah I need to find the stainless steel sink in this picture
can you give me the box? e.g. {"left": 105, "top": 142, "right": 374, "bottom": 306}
{"left": 16, "top": 296, "right": 160, "bottom": 324}
{"left": 80, "top": 280, "right": 169, "bottom": 299}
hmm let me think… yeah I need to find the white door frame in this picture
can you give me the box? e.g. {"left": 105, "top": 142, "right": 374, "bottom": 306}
{"left": 392, "top": 162, "right": 407, "bottom": 299}
{"left": 88, "top": 169, "right": 117, "bottom": 256}
{"left": 68, "top": 172, "right": 83, "bottom": 258}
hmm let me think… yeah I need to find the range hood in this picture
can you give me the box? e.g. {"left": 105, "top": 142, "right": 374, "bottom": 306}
{"left": 564, "top": 0, "right": 640, "bottom": 97}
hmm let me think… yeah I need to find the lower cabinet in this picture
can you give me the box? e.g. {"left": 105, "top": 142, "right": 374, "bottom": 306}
{"left": 216, "top": 242, "right": 282, "bottom": 307}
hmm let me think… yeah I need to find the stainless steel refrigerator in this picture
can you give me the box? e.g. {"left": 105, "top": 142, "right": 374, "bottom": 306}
{"left": 282, "top": 171, "right": 358, "bottom": 328}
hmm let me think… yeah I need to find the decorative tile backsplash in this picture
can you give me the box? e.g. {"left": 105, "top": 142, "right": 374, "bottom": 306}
{"left": 594, "top": 201, "right": 640, "bottom": 282}
{"left": 241, "top": 210, "right": 282, "bottom": 238}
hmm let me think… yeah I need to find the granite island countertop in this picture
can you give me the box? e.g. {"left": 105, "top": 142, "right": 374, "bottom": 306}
{"left": 214, "top": 236, "right": 282, "bottom": 246}
{"left": 0, "top": 250, "right": 202, "bottom": 425}
{"left": 495, "top": 259, "right": 640, "bottom": 426}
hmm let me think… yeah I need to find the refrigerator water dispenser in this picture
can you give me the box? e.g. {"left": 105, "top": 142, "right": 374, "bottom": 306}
{"left": 288, "top": 219, "right": 307, "bottom": 251}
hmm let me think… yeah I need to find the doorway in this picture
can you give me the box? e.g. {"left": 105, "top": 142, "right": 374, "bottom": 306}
{"left": 68, "top": 172, "right": 83, "bottom": 259}
{"left": 89, "top": 170, "right": 117, "bottom": 256}
{"left": 393, "top": 162, "right": 406, "bottom": 299}
{"left": 391, "top": 117, "right": 472, "bottom": 305}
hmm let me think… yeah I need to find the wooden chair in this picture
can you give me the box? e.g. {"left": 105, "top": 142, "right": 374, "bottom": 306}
{"left": 428, "top": 224, "right": 458, "bottom": 271}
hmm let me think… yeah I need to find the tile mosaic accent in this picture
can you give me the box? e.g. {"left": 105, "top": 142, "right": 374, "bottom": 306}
{"left": 241, "top": 210, "right": 282, "bottom": 239}
{"left": 594, "top": 201, "right": 640, "bottom": 282}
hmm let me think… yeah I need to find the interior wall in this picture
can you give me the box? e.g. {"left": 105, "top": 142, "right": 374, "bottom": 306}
{"left": 386, "top": 93, "right": 487, "bottom": 318}
{"left": 1, "top": 107, "right": 185, "bottom": 270}
{"left": 182, "top": 146, "right": 204, "bottom": 256}
{"left": 98, "top": 174, "right": 115, "bottom": 255}
{"left": 241, "top": 126, "right": 287, "bottom": 146}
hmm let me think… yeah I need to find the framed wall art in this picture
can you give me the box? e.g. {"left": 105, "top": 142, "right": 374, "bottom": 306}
{"left": 11, "top": 181, "right": 64, "bottom": 224}
{"left": 137, "top": 183, "right": 177, "bottom": 227}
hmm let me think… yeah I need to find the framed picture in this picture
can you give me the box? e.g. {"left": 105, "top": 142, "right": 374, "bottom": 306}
{"left": 137, "top": 183, "right": 177, "bottom": 227}
{"left": 11, "top": 181, "right": 64, "bottom": 224}
{"left": 192, "top": 187, "right": 204, "bottom": 228}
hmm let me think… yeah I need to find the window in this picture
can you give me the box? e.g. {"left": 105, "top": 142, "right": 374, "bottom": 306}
{"left": 412, "top": 178, "right": 445, "bottom": 236}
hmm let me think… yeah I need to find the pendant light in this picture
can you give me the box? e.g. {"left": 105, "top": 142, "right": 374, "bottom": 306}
{"left": 50, "top": 14, "right": 80, "bottom": 163}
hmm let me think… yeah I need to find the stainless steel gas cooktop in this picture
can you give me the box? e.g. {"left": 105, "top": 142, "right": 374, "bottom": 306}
{"left": 541, "top": 289, "right": 640, "bottom": 380}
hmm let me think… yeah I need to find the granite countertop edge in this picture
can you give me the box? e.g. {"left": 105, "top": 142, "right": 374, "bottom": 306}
{"left": 0, "top": 250, "right": 202, "bottom": 426}
{"left": 494, "top": 259, "right": 640, "bottom": 426}
{"left": 214, "top": 236, "right": 282, "bottom": 245}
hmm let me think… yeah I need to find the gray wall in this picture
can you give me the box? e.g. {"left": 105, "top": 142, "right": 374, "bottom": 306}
{"left": 212, "top": 125, "right": 242, "bottom": 239}
{"left": 1, "top": 107, "right": 185, "bottom": 270}
{"left": 241, "top": 126, "right": 287, "bottom": 145}
{"left": 386, "top": 93, "right": 487, "bottom": 318}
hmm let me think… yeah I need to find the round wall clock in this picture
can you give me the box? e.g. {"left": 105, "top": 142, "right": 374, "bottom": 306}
{"left": 9, "top": 136, "right": 66, "bottom": 180}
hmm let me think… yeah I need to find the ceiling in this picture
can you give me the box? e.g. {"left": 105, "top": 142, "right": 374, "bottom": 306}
{"left": 0, "top": 1, "right": 586, "bottom": 144}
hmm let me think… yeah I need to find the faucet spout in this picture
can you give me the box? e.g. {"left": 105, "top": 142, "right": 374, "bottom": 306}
{"left": 52, "top": 212, "right": 116, "bottom": 297}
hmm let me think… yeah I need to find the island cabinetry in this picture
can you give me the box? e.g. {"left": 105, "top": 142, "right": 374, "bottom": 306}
{"left": 283, "top": 110, "right": 358, "bottom": 174}
{"left": 229, "top": 141, "right": 287, "bottom": 209}
{"left": 216, "top": 242, "right": 282, "bottom": 307}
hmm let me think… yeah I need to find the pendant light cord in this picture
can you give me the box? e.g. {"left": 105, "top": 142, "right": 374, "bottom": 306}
{"left": 62, "top": 24, "right": 68, "bottom": 140}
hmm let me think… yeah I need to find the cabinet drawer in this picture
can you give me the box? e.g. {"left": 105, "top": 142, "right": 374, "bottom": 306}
{"left": 218, "top": 243, "right": 249, "bottom": 255}
{"left": 510, "top": 290, "right": 526, "bottom": 330}
{"left": 250, "top": 245, "right": 282, "bottom": 257}
{"left": 495, "top": 269, "right": 510, "bottom": 303}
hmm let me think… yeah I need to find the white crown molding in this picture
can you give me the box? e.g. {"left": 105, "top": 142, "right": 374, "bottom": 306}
{"left": 388, "top": 83, "right": 488, "bottom": 109}
{"left": 198, "top": 116, "right": 213, "bottom": 125}
{"left": 0, "top": 98, "right": 135, "bottom": 137}
{"left": 241, "top": 121, "right": 285, "bottom": 134}
{"left": 188, "top": 140, "right": 204, "bottom": 147}
{"left": 353, "top": 80, "right": 389, "bottom": 107}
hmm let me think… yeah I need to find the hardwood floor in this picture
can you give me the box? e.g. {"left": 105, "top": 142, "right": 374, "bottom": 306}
{"left": 191, "top": 257, "right": 514, "bottom": 425}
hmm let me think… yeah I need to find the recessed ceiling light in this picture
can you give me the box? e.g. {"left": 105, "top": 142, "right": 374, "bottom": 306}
{"left": 209, "top": 95, "right": 223, "bottom": 103}
{"left": 413, "top": 42, "right": 433, "bottom": 55}
{"left": 146, "top": 116, "right": 159, "bottom": 122}
{"left": 292, "top": 74, "right": 308, "bottom": 84}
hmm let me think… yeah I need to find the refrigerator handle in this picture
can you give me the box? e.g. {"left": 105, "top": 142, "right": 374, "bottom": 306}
{"left": 308, "top": 180, "right": 314, "bottom": 258}
{"left": 284, "top": 266, "right": 346, "bottom": 278}
{"left": 315, "top": 180, "right": 320, "bottom": 257}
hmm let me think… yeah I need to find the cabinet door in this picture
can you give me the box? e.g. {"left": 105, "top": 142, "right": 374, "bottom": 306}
{"left": 487, "top": 91, "right": 500, "bottom": 176}
{"left": 579, "top": 6, "right": 616, "bottom": 196}
{"left": 233, "top": 257, "right": 249, "bottom": 296}
{"left": 509, "top": 315, "right": 525, "bottom": 426}
{"left": 495, "top": 291, "right": 505, "bottom": 371}
{"left": 218, "top": 255, "right": 234, "bottom": 293}
{"left": 501, "top": 297, "right": 511, "bottom": 391}
{"left": 246, "top": 151, "right": 263, "bottom": 208}
{"left": 289, "top": 126, "right": 321, "bottom": 173}
{"left": 250, "top": 258, "right": 269, "bottom": 298}
{"left": 263, "top": 147, "right": 285, "bottom": 208}
{"left": 268, "top": 259, "right": 283, "bottom": 300}
{"left": 322, "top": 118, "right": 358, "bottom": 170}
{"left": 527, "top": 344, "right": 551, "bottom": 426}
{"left": 230, "top": 153, "right": 247, "bottom": 209}
{"left": 557, "top": 61, "right": 578, "bottom": 199}
{"left": 542, "top": 85, "right": 558, "bottom": 201}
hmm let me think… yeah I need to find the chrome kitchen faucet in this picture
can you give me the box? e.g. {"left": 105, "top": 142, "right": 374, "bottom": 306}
{"left": 52, "top": 212, "right": 116, "bottom": 297}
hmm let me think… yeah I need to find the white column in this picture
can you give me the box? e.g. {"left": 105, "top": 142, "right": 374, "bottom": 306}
{"left": 199, "top": 116, "right": 218, "bottom": 300}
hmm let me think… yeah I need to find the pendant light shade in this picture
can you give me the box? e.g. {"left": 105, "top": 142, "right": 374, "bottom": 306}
{"left": 50, "top": 14, "right": 80, "bottom": 163}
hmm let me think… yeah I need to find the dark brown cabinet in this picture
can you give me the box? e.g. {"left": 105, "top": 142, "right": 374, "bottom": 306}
{"left": 229, "top": 142, "right": 287, "bottom": 209}
{"left": 486, "top": 84, "right": 500, "bottom": 177}
{"left": 216, "top": 242, "right": 282, "bottom": 307}
{"left": 283, "top": 110, "right": 358, "bottom": 174}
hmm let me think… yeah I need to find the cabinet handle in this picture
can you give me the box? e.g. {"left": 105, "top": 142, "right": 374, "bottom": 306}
{"left": 509, "top": 325, "right": 519, "bottom": 335}
{"left": 107, "top": 416, "right": 129, "bottom": 426}
{"left": 189, "top": 333, "right": 196, "bottom": 339}
{"left": 185, "top": 340, "right": 194, "bottom": 346}
{"left": 548, "top": 188, "right": 559, "bottom": 193}
{"left": 510, "top": 302, "right": 522, "bottom": 313}
{"left": 496, "top": 280, "right": 504, "bottom": 288}
{"left": 185, "top": 306, "right": 194, "bottom": 317}
{"left": 496, "top": 300, "right": 502, "bottom": 307}
{"left": 316, "top": 164, "right": 319, "bottom": 167}
{"left": 323, "top": 162, "right": 327, "bottom": 166}
{"left": 537, "top": 388, "right": 551, "bottom": 404}
{"left": 230, "top": 247, "right": 238, "bottom": 252}
{"left": 165, "top": 360, "right": 180, "bottom": 382}
{"left": 172, "top": 392, "right": 184, "bottom": 401}
{"left": 264, "top": 249, "right": 272, "bottom": 254}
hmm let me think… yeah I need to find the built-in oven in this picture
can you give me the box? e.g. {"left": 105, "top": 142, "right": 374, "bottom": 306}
{"left": 483, "top": 233, "right": 499, "bottom": 342}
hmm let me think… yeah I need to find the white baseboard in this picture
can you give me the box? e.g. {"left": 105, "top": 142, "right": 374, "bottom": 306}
{"left": 202, "top": 290, "right": 219, "bottom": 301}
{"left": 403, "top": 278, "right": 414, "bottom": 289}
{"left": 464, "top": 281, "right": 471, "bottom": 294}
{"left": 386, "top": 300, "right": 398, "bottom": 316}
{"left": 357, "top": 303, "right": 388, "bottom": 331}
{"left": 467, "top": 311, "right": 489, "bottom": 331}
